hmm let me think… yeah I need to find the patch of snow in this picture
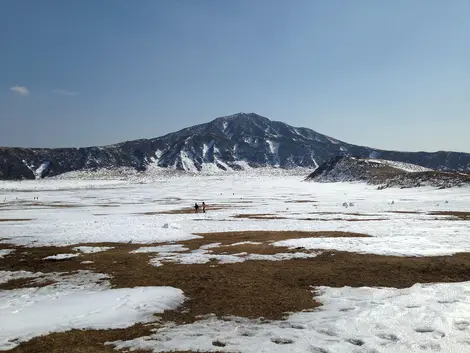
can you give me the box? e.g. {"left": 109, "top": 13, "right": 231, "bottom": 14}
{"left": 0, "top": 249, "right": 14, "bottom": 259}
{"left": 200, "top": 243, "right": 222, "bottom": 250}
{"left": 327, "top": 136, "right": 339, "bottom": 144}
{"left": 43, "top": 253, "right": 79, "bottom": 260}
{"left": 22, "top": 160, "right": 50, "bottom": 179}
{"left": 202, "top": 140, "right": 216, "bottom": 162}
{"left": 73, "top": 246, "right": 114, "bottom": 254}
{"left": 110, "top": 281, "right": 470, "bottom": 353}
{"left": 266, "top": 140, "right": 281, "bottom": 167}
{"left": 273, "top": 235, "right": 469, "bottom": 257}
{"left": 0, "top": 270, "right": 39, "bottom": 285}
{"left": 180, "top": 150, "right": 198, "bottom": 172}
{"left": 369, "top": 159, "right": 432, "bottom": 172}
{"left": 0, "top": 270, "right": 184, "bottom": 350}
{"left": 246, "top": 252, "right": 318, "bottom": 261}
{"left": 80, "top": 260, "right": 94, "bottom": 264}
{"left": 230, "top": 241, "right": 263, "bottom": 246}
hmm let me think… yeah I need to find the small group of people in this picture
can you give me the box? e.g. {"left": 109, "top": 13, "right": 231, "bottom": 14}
{"left": 194, "top": 201, "right": 206, "bottom": 213}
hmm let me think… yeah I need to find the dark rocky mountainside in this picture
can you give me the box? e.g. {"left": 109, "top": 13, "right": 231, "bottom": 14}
{"left": 306, "top": 156, "right": 470, "bottom": 189}
{"left": 1, "top": 113, "right": 470, "bottom": 180}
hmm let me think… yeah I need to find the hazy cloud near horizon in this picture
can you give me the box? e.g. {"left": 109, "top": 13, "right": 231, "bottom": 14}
{"left": 1, "top": 0, "right": 469, "bottom": 153}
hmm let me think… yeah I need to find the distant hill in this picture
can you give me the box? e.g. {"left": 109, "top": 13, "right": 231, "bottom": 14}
{"left": 1, "top": 113, "right": 470, "bottom": 180}
{"left": 305, "top": 156, "right": 470, "bottom": 189}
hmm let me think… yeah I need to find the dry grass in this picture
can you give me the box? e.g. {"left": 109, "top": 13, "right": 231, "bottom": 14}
{"left": 285, "top": 200, "right": 317, "bottom": 203}
{"left": 232, "top": 213, "right": 287, "bottom": 220}
{"left": 9, "top": 324, "right": 154, "bottom": 353}
{"left": 0, "top": 218, "right": 34, "bottom": 222}
{"left": 386, "top": 210, "right": 422, "bottom": 214}
{"left": 0, "top": 277, "right": 55, "bottom": 290}
{"left": 429, "top": 211, "right": 470, "bottom": 220}
{"left": 299, "top": 217, "right": 389, "bottom": 222}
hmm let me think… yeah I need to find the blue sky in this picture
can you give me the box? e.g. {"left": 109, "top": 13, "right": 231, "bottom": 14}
{"left": 1, "top": 0, "right": 469, "bottom": 152}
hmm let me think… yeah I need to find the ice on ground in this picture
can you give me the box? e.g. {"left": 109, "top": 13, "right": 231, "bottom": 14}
{"left": 73, "top": 246, "right": 114, "bottom": 254}
{"left": 110, "top": 281, "right": 470, "bottom": 353}
{"left": 0, "top": 249, "right": 14, "bottom": 259}
{"left": 43, "top": 253, "right": 79, "bottom": 260}
{"left": 273, "top": 235, "right": 470, "bottom": 257}
{"left": 0, "top": 270, "right": 184, "bottom": 350}
{"left": 0, "top": 270, "right": 39, "bottom": 285}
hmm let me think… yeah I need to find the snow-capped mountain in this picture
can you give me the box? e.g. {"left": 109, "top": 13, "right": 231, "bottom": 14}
{"left": 306, "top": 156, "right": 470, "bottom": 189}
{"left": 1, "top": 113, "right": 470, "bottom": 180}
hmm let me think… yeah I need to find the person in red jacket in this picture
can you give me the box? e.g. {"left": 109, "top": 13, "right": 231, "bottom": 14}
{"left": 202, "top": 201, "right": 206, "bottom": 213}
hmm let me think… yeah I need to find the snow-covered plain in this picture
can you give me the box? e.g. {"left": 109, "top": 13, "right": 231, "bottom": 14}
{"left": 1, "top": 174, "right": 470, "bottom": 351}
{"left": 1, "top": 174, "right": 469, "bottom": 256}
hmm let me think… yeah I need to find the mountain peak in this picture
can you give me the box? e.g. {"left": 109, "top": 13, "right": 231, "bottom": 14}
{"left": 214, "top": 113, "right": 271, "bottom": 123}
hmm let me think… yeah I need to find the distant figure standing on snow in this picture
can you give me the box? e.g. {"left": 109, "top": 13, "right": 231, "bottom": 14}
{"left": 194, "top": 203, "right": 199, "bottom": 213}
{"left": 202, "top": 202, "right": 206, "bottom": 213}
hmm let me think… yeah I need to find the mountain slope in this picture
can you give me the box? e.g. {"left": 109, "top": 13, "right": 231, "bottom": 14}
{"left": 1, "top": 113, "right": 470, "bottom": 180}
{"left": 306, "top": 156, "right": 470, "bottom": 189}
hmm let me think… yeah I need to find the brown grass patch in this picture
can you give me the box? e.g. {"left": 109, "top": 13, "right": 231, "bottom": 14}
{"left": 429, "top": 211, "right": 470, "bottom": 220}
{"left": 308, "top": 211, "right": 382, "bottom": 217}
{"left": 285, "top": 200, "right": 317, "bottom": 203}
{"left": 0, "top": 277, "right": 55, "bottom": 290}
{"left": 0, "top": 218, "right": 33, "bottom": 222}
{"left": 27, "top": 203, "right": 83, "bottom": 208}
{"left": 9, "top": 324, "right": 153, "bottom": 353}
{"left": 386, "top": 211, "right": 422, "bottom": 214}
{"left": 232, "top": 213, "right": 287, "bottom": 220}
{"left": 299, "top": 217, "right": 388, "bottom": 222}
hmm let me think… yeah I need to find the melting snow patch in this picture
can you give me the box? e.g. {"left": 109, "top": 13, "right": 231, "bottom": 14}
{"left": 0, "top": 270, "right": 39, "bottom": 285}
{"left": 246, "top": 252, "right": 318, "bottom": 261}
{"left": 0, "top": 249, "right": 14, "bottom": 259}
{"left": 43, "top": 253, "right": 79, "bottom": 261}
{"left": 147, "top": 246, "right": 318, "bottom": 266}
{"left": 273, "top": 236, "right": 470, "bottom": 257}
{"left": 0, "top": 270, "right": 184, "bottom": 350}
{"left": 230, "top": 241, "right": 263, "bottom": 246}
{"left": 110, "top": 281, "right": 470, "bottom": 353}
{"left": 73, "top": 246, "right": 114, "bottom": 254}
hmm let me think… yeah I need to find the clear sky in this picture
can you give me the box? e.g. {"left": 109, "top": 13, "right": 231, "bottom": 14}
{"left": 1, "top": 0, "right": 469, "bottom": 152}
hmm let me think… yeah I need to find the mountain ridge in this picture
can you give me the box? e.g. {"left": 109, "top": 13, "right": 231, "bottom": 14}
{"left": 1, "top": 113, "right": 470, "bottom": 180}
